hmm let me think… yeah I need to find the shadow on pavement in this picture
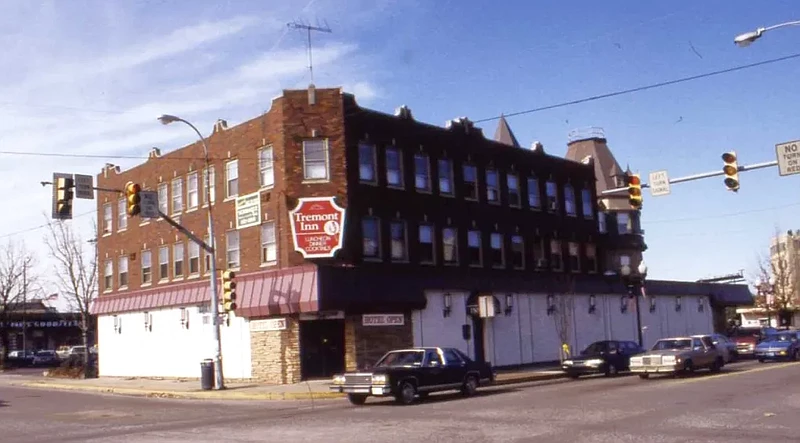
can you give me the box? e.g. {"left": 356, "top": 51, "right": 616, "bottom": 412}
{"left": 365, "top": 387, "right": 521, "bottom": 406}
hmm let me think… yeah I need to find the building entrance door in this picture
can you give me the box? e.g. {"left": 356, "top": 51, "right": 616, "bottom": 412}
{"left": 300, "top": 319, "right": 345, "bottom": 380}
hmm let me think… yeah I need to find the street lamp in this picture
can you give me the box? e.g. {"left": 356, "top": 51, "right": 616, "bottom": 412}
{"left": 620, "top": 261, "right": 648, "bottom": 348}
{"left": 158, "top": 114, "right": 225, "bottom": 390}
{"left": 734, "top": 20, "right": 800, "bottom": 47}
{"left": 755, "top": 276, "right": 776, "bottom": 328}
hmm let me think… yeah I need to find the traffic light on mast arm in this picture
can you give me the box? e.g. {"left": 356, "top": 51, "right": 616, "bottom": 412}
{"left": 722, "top": 151, "right": 740, "bottom": 192}
{"left": 626, "top": 173, "right": 643, "bottom": 210}
{"left": 55, "top": 177, "right": 74, "bottom": 219}
{"left": 221, "top": 270, "right": 237, "bottom": 312}
{"left": 125, "top": 181, "right": 142, "bottom": 216}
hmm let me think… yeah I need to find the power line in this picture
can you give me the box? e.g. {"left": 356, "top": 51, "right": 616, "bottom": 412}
{"left": 0, "top": 210, "right": 95, "bottom": 240}
{"left": 473, "top": 52, "right": 800, "bottom": 123}
{"left": 646, "top": 202, "right": 800, "bottom": 225}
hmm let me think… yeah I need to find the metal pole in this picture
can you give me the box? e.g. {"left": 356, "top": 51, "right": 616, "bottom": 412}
{"left": 634, "top": 284, "right": 644, "bottom": 347}
{"left": 22, "top": 262, "right": 27, "bottom": 352}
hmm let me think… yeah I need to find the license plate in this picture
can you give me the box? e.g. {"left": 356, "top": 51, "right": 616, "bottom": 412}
{"left": 371, "top": 387, "right": 383, "bottom": 395}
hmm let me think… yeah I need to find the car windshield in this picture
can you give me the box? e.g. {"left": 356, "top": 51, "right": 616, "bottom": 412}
{"left": 764, "top": 333, "right": 794, "bottom": 342}
{"left": 582, "top": 342, "right": 607, "bottom": 354}
{"left": 652, "top": 339, "right": 692, "bottom": 351}
{"left": 374, "top": 350, "right": 424, "bottom": 367}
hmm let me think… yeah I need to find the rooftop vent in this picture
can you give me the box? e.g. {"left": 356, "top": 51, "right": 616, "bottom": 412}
{"left": 213, "top": 120, "right": 228, "bottom": 133}
{"left": 148, "top": 147, "right": 161, "bottom": 159}
{"left": 308, "top": 83, "right": 316, "bottom": 106}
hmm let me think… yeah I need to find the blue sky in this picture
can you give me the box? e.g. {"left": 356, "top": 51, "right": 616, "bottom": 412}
{"left": 1, "top": 0, "right": 799, "bottom": 307}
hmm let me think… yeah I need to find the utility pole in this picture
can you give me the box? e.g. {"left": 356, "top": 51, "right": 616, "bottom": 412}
{"left": 22, "top": 261, "right": 27, "bottom": 352}
{"left": 287, "top": 19, "right": 332, "bottom": 84}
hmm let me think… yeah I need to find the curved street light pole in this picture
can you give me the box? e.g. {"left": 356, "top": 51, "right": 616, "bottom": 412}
{"left": 157, "top": 114, "right": 225, "bottom": 390}
{"left": 734, "top": 20, "right": 800, "bottom": 47}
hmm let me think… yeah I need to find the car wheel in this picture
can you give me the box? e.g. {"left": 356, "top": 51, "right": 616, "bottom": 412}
{"left": 758, "top": 358, "right": 765, "bottom": 363}
{"left": 396, "top": 381, "right": 416, "bottom": 405}
{"left": 347, "top": 394, "right": 368, "bottom": 406}
{"left": 461, "top": 375, "right": 479, "bottom": 396}
{"left": 683, "top": 361, "right": 694, "bottom": 375}
{"left": 568, "top": 373, "right": 580, "bottom": 379}
{"left": 638, "top": 374, "right": 649, "bottom": 379}
{"left": 605, "top": 364, "right": 618, "bottom": 377}
{"left": 710, "top": 358, "right": 723, "bottom": 373}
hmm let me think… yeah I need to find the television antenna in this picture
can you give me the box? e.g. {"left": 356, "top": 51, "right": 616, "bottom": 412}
{"left": 287, "top": 19, "right": 332, "bottom": 84}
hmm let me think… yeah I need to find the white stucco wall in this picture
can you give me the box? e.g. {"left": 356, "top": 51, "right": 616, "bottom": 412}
{"left": 97, "top": 306, "right": 252, "bottom": 379}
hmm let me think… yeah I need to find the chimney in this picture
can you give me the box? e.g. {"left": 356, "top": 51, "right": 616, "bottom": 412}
{"left": 213, "top": 119, "right": 228, "bottom": 133}
{"left": 308, "top": 83, "right": 316, "bottom": 105}
{"left": 148, "top": 147, "right": 161, "bottom": 159}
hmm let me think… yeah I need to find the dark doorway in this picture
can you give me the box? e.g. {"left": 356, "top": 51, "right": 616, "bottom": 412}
{"left": 300, "top": 319, "right": 345, "bottom": 380}
{"left": 471, "top": 315, "right": 486, "bottom": 364}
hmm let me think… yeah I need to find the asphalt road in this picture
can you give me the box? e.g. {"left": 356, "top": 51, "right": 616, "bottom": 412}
{"left": 2, "top": 360, "right": 799, "bottom": 442}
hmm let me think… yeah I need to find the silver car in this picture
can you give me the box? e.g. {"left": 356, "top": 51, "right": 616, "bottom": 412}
{"left": 629, "top": 336, "right": 725, "bottom": 379}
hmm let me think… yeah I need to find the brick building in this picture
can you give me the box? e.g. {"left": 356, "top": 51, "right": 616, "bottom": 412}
{"left": 91, "top": 86, "right": 751, "bottom": 383}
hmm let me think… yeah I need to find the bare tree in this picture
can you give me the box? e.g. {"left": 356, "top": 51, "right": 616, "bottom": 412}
{"left": 0, "top": 241, "right": 35, "bottom": 366}
{"left": 43, "top": 219, "right": 97, "bottom": 377}
{"left": 552, "top": 277, "right": 576, "bottom": 362}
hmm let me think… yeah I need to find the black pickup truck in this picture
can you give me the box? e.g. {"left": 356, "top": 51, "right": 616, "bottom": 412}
{"left": 330, "top": 347, "right": 495, "bottom": 405}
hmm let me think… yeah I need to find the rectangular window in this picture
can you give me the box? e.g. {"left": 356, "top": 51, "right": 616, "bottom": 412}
{"left": 568, "top": 242, "right": 580, "bottom": 272}
{"left": 507, "top": 174, "right": 521, "bottom": 207}
{"left": 203, "top": 166, "right": 216, "bottom": 205}
{"left": 226, "top": 231, "right": 240, "bottom": 269}
{"left": 527, "top": 177, "right": 541, "bottom": 210}
{"left": 546, "top": 181, "right": 558, "bottom": 212}
{"left": 303, "top": 139, "right": 329, "bottom": 181}
{"left": 358, "top": 143, "right": 377, "bottom": 183}
{"left": 414, "top": 153, "right": 431, "bottom": 192}
{"left": 104, "top": 260, "right": 113, "bottom": 291}
{"left": 617, "top": 213, "right": 631, "bottom": 234}
{"left": 188, "top": 242, "right": 200, "bottom": 275}
{"left": 533, "top": 238, "right": 545, "bottom": 269}
{"left": 385, "top": 147, "right": 404, "bottom": 188}
{"left": 490, "top": 233, "right": 504, "bottom": 268}
{"left": 259, "top": 146, "right": 274, "bottom": 188}
{"left": 442, "top": 227, "right": 458, "bottom": 265}
{"left": 141, "top": 250, "right": 152, "bottom": 285}
{"left": 261, "top": 221, "right": 277, "bottom": 264}
{"left": 438, "top": 159, "right": 454, "bottom": 196}
{"left": 158, "top": 246, "right": 169, "bottom": 281}
{"left": 586, "top": 244, "right": 597, "bottom": 273}
{"left": 390, "top": 220, "right": 408, "bottom": 261}
{"left": 620, "top": 254, "right": 631, "bottom": 268}
{"left": 118, "top": 256, "right": 128, "bottom": 288}
{"left": 598, "top": 212, "right": 608, "bottom": 233}
{"left": 225, "top": 160, "right": 239, "bottom": 198}
{"left": 117, "top": 199, "right": 127, "bottom": 231}
{"left": 486, "top": 169, "right": 499, "bottom": 203}
{"left": 463, "top": 165, "right": 478, "bottom": 200}
{"left": 511, "top": 235, "right": 525, "bottom": 269}
{"left": 173, "top": 243, "right": 184, "bottom": 278}
{"left": 204, "top": 234, "right": 212, "bottom": 274}
{"left": 581, "top": 188, "right": 593, "bottom": 219}
{"left": 158, "top": 182, "right": 168, "bottom": 215}
{"left": 467, "top": 230, "right": 482, "bottom": 267}
{"left": 564, "top": 185, "right": 576, "bottom": 216}
{"left": 187, "top": 172, "right": 199, "bottom": 210}
{"left": 171, "top": 178, "right": 183, "bottom": 214}
{"left": 103, "top": 204, "right": 112, "bottom": 234}
{"left": 362, "top": 217, "right": 381, "bottom": 259}
{"left": 419, "top": 223, "right": 435, "bottom": 264}
{"left": 550, "top": 239, "right": 563, "bottom": 271}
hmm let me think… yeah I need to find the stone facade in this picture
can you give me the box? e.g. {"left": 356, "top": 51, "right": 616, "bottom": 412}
{"left": 249, "top": 316, "right": 301, "bottom": 384}
{"left": 344, "top": 313, "right": 413, "bottom": 370}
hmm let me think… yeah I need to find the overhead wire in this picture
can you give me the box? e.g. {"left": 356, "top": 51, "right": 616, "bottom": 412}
{"left": 0, "top": 210, "right": 96, "bottom": 240}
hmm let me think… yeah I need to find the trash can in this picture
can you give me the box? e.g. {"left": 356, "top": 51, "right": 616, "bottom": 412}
{"left": 200, "top": 359, "right": 214, "bottom": 390}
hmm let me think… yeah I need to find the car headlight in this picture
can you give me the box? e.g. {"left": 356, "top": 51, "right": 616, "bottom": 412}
{"left": 563, "top": 360, "right": 573, "bottom": 365}
{"left": 585, "top": 359, "right": 603, "bottom": 366}
{"left": 371, "top": 374, "right": 387, "bottom": 385}
{"left": 332, "top": 375, "right": 345, "bottom": 385}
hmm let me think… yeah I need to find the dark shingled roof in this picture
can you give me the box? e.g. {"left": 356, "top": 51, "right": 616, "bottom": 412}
{"left": 494, "top": 115, "right": 521, "bottom": 148}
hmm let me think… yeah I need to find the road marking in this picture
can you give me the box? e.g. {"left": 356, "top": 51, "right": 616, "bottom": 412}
{"left": 669, "top": 361, "right": 800, "bottom": 385}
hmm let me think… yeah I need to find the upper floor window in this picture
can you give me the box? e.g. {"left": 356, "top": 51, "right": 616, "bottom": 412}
{"left": 598, "top": 212, "right": 607, "bottom": 233}
{"left": 141, "top": 250, "right": 152, "bottom": 285}
{"left": 619, "top": 254, "right": 631, "bottom": 270}
{"left": 362, "top": 217, "right": 381, "bottom": 260}
{"left": 527, "top": 177, "right": 541, "bottom": 210}
{"left": 103, "top": 260, "right": 113, "bottom": 292}
{"left": 390, "top": 220, "right": 408, "bottom": 262}
{"left": 158, "top": 246, "right": 169, "bottom": 281}
{"left": 617, "top": 212, "right": 631, "bottom": 234}
{"left": 103, "top": 203, "right": 112, "bottom": 235}
{"left": 507, "top": 174, "right": 521, "bottom": 207}
{"left": 486, "top": 169, "right": 499, "bottom": 203}
{"left": 490, "top": 233, "right": 504, "bottom": 268}
{"left": 225, "top": 160, "right": 239, "bottom": 198}
{"left": 358, "top": 143, "right": 377, "bottom": 183}
{"left": 532, "top": 237, "right": 545, "bottom": 269}
{"left": 585, "top": 244, "right": 597, "bottom": 273}
{"left": 568, "top": 242, "right": 580, "bottom": 272}
{"left": 442, "top": 227, "right": 458, "bottom": 265}
{"left": 171, "top": 178, "right": 183, "bottom": 214}
{"left": 438, "top": 159, "right": 454, "bottom": 196}
{"left": 261, "top": 221, "right": 277, "bottom": 264}
{"left": 226, "top": 231, "right": 240, "bottom": 269}
{"left": 511, "top": 235, "right": 524, "bottom": 269}
{"left": 581, "top": 188, "right": 593, "bottom": 219}
{"left": 385, "top": 147, "right": 404, "bottom": 188}
{"left": 419, "top": 223, "right": 435, "bottom": 264}
{"left": 545, "top": 181, "right": 558, "bottom": 212}
{"left": 187, "top": 172, "right": 199, "bottom": 210}
{"left": 188, "top": 242, "right": 200, "bottom": 275}
{"left": 118, "top": 256, "right": 128, "bottom": 289}
{"left": 173, "top": 243, "right": 184, "bottom": 278}
{"left": 158, "top": 182, "right": 168, "bottom": 215}
{"left": 467, "top": 230, "right": 482, "bottom": 267}
{"left": 564, "top": 184, "right": 576, "bottom": 217}
{"left": 303, "top": 139, "right": 329, "bottom": 181}
{"left": 414, "top": 153, "right": 431, "bottom": 192}
{"left": 463, "top": 165, "right": 478, "bottom": 200}
{"left": 550, "top": 239, "right": 563, "bottom": 271}
{"left": 259, "top": 146, "right": 274, "bottom": 188}
{"left": 203, "top": 166, "right": 216, "bottom": 205}
{"left": 117, "top": 199, "right": 127, "bottom": 231}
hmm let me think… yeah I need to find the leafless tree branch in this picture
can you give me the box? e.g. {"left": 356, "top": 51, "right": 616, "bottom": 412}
{"left": 0, "top": 240, "right": 35, "bottom": 362}
{"left": 552, "top": 276, "right": 576, "bottom": 362}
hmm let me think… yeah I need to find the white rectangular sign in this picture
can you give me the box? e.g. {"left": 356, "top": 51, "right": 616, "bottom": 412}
{"left": 775, "top": 139, "right": 800, "bottom": 176}
{"left": 236, "top": 191, "right": 262, "bottom": 229}
{"left": 648, "top": 170, "right": 671, "bottom": 197}
{"left": 478, "top": 295, "right": 496, "bottom": 318}
{"left": 140, "top": 191, "right": 160, "bottom": 219}
{"left": 250, "top": 318, "right": 287, "bottom": 332}
{"left": 74, "top": 174, "right": 94, "bottom": 200}
{"left": 362, "top": 314, "right": 405, "bottom": 326}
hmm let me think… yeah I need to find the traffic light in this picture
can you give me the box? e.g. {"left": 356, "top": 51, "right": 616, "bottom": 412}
{"left": 722, "top": 151, "right": 740, "bottom": 192}
{"left": 125, "top": 181, "right": 142, "bottom": 216}
{"left": 54, "top": 177, "right": 74, "bottom": 219}
{"left": 626, "top": 173, "right": 643, "bottom": 210}
{"left": 221, "top": 270, "right": 237, "bottom": 312}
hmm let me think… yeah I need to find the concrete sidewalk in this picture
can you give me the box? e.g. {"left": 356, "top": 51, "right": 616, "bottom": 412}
{"left": 5, "top": 367, "right": 566, "bottom": 401}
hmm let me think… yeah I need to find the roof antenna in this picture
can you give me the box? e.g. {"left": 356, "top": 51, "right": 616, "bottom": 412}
{"left": 287, "top": 19, "right": 332, "bottom": 85}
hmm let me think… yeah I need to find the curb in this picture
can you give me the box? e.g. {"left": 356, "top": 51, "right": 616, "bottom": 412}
{"left": 494, "top": 372, "right": 567, "bottom": 386}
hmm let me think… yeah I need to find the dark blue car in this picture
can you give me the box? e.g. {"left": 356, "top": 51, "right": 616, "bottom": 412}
{"left": 754, "top": 330, "right": 800, "bottom": 362}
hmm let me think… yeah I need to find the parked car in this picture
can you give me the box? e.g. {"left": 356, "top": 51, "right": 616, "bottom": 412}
{"left": 629, "top": 336, "right": 725, "bottom": 379}
{"left": 754, "top": 330, "right": 800, "bottom": 362}
{"left": 32, "top": 350, "right": 60, "bottom": 367}
{"left": 5, "top": 350, "right": 35, "bottom": 367}
{"left": 330, "top": 347, "right": 495, "bottom": 405}
{"left": 561, "top": 340, "right": 645, "bottom": 378}
{"left": 692, "top": 333, "right": 737, "bottom": 363}
{"left": 728, "top": 327, "right": 771, "bottom": 357}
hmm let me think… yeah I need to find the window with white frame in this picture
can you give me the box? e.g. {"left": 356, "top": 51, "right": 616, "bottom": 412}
{"left": 617, "top": 212, "right": 631, "bottom": 234}
{"left": 385, "top": 147, "right": 404, "bottom": 188}
{"left": 486, "top": 169, "right": 499, "bottom": 203}
{"left": 203, "top": 166, "right": 216, "bottom": 205}
{"left": 581, "top": 188, "right": 593, "bottom": 219}
{"left": 358, "top": 143, "right": 376, "bottom": 183}
{"left": 117, "top": 199, "right": 127, "bottom": 230}
{"left": 187, "top": 172, "right": 199, "bottom": 210}
{"left": 533, "top": 237, "right": 545, "bottom": 268}
{"left": 158, "top": 246, "right": 169, "bottom": 281}
{"left": 442, "top": 227, "right": 458, "bottom": 265}
{"left": 226, "top": 231, "right": 240, "bottom": 268}
{"left": 585, "top": 244, "right": 597, "bottom": 273}
{"left": 171, "top": 178, "right": 183, "bottom": 214}
{"left": 261, "top": 221, "right": 277, "bottom": 264}
{"left": 546, "top": 181, "right": 558, "bottom": 212}
{"left": 467, "top": 230, "right": 482, "bottom": 267}
{"left": 619, "top": 254, "right": 631, "bottom": 268}
{"left": 173, "top": 243, "right": 184, "bottom": 278}
{"left": 390, "top": 220, "right": 408, "bottom": 261}
{"left": 259, "top": 146, "right": 274, "bottom": 188}
{"left": 527, "top": 177, "right": 541, "bottom": 210}
{"left": 225, "top": 160, "right": 239, "bottom": 198}
{"left": 463, "top": 164, "right": 478, "bottom": 200}
{"left": 362, "top": 217, "right": 381, "bottom": 259}
{"left": 507, "top": 174, "right": 521, "bottom": 207}
{"left": 490, "top": 232, "right": 504, "bottom": 268}
{"left": 511, "top": 235, "right": 525, "bottom": 269}
{"left": 550, "top": 239, "right": 563, "bottom": 271}
{"left": 419, "top": 223, "right": 435, "bottom": 264}
{"left": 598, "top": 212, "right": 608, "bottom": 233}
{"left": 303, "top": 139, "right": 329, "bottom": 181}
{"left": 564, "top": 184, "right": 576, "bottom": 216}
{"left": 568, "top": 242, "right": 580, "bottom": 272}
{"left": 102, "top": 203, "right": 112, "bottom": 234}
{"left": 158, "top": 182, "right": 168, "bottom": 215}
{"left": 438, "top": 159, "right": 454, "bottom": 196}
{"left": 188, "top": 242, "right": 200, "bottom": 275}
{"left": 104, "top": 260, "right": 113, "bottom": 291}
{"left": 414, "top": 153, "right": 430, "bottom": 192}
{"left": 141, "top": 250, "right": 152, "bottom": 285}
{"left": 118, "top": 256, "right": 128, "bottom": 288}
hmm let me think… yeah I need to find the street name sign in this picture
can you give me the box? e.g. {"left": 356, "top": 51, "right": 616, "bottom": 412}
{"left": 74, "top": 174, "right": 94, "bottom": 199}
{"left": 775, "top": 139, "right": 800, "bottom": 176}
{"left": 140, "top": 191, "right": 159, "bottom": 219}
{"left": 648, "top": 170, "right": 671, "bottom": 196}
